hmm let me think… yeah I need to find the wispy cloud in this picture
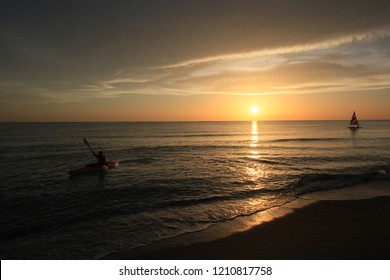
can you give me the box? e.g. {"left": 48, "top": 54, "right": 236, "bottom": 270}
{"left": 89, "top": 28, "right": 390, "bottom": 98}
{"left": 155, "top": 28, "right": 390, "bottom": 70}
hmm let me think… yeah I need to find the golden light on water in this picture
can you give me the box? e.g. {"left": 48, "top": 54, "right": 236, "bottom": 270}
{"left": 246, "top": 120, "right": 268, "bottom": 183}
{"left": 251, "top": 121, "right": 259, "bottom": 147}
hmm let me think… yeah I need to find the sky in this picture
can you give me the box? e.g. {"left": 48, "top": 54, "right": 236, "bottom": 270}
{"left": 1, "top": 0, "right": 390, "bottom": 121}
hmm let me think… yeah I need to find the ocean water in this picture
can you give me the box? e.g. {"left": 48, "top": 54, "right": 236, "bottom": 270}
{"left": 1, "top": 121, "right": 390, "bottom": 259}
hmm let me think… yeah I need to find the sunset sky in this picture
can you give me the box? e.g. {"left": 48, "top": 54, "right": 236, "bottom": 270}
{"left": 1, "top": 0, "right": 390, "bottom": 121}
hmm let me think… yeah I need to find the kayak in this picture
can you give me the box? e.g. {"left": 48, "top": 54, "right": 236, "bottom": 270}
{"left": 67, "top": 160, "right": 120, "bottom": 176}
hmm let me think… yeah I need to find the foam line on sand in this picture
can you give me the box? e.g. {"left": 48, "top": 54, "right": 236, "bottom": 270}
{"left": 104, "top": 179, "right": 390, "bottom": 259}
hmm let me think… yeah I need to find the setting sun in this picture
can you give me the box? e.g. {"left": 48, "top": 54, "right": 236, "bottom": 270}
{"left": 251, "top": 106, "right": 260, "bottom": 115}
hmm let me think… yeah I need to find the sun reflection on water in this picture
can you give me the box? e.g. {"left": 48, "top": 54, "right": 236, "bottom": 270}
{"left": 250, "top": 121, "right": 259, "bottom": 149}
{"left": 246, "top": 121, "right": 268, "bottom": 181}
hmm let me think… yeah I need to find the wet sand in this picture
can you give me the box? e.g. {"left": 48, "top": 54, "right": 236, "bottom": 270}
{"left": 105, "top": 180, "right": 390, "bottom": 260}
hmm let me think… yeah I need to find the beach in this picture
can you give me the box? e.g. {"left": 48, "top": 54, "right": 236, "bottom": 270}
{"left": 105, "top": 180, "right": 390, "bottom": 260}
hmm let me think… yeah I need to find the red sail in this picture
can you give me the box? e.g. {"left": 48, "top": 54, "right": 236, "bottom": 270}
{"left": 350, "top": 111, "right": 359, "bottom": 126}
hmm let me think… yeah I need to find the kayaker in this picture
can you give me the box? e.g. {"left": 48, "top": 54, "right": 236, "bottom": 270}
{"left": 93, "top": 151, "right": 106, "bottom": 165}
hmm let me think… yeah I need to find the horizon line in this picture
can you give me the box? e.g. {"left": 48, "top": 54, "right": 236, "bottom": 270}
{"left": 1, "top": 119, "right": 389, "bottom": 124}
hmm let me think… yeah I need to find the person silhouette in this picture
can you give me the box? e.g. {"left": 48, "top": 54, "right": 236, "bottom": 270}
{"left": 93, "top": 151, "right": 106, "bottom": 165}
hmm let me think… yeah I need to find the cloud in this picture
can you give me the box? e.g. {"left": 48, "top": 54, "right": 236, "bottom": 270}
{"left": 155, "top": 27, "right": 390, "bottom": 70}
{"left": 1, "top": 0, "right": 390, "bottom": 105}
{"left": 90, "top": 30, "right": 390, "bottom": 97}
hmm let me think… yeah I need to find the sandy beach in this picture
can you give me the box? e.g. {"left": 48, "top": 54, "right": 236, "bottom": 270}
{"left": 105, "top": 180, "right": 390, "bottom": 260}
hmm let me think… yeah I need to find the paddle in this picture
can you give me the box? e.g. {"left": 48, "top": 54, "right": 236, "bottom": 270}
{"left": 83, "top": 137, "right": 95, "bottom": 156}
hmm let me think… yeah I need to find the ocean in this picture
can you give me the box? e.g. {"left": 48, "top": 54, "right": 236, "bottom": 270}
{"left": 1, "top": 121, "right": 390, "bottom": 259}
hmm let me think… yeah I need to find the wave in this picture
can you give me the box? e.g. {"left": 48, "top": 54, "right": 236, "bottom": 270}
{"left": 293, "top": 164, "right": 390, "bottom": 196}
{"left": 243, "top": 156, "right": 292, "bottom": 166}
{"left": 270, "top": 137, "right": 344, "bottom": 143}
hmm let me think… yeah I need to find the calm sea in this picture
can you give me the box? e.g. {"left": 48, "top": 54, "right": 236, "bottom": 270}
{"left": 1, "top": 121, "right": 390, "bottom": 259}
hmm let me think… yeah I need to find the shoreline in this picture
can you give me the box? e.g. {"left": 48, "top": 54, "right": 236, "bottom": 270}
{"left": 104, "top": 179, "right": 390, "bottom": 260}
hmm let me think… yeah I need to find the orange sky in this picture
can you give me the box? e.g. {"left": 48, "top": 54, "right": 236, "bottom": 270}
{"left": 2, "top": 90, "right": 388, "bottom": 122}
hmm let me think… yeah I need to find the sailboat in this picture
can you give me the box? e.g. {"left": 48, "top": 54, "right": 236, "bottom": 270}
{"left": 348, "top": 111, "right": 361, "bottom": 130}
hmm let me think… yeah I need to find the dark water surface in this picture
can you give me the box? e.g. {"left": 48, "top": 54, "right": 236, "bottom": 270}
{"left": 1, "top": 121, "right": 389, "bottom": 259}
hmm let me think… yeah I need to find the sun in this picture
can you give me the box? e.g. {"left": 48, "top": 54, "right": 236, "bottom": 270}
{"left": 251, "top": 106, "right": 259, "bottom": 115}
